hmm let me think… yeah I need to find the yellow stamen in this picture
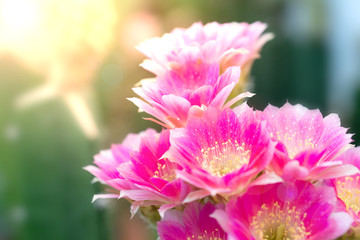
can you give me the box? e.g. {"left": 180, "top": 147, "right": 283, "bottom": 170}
{"left": 153, "top": 159, "right": 176, "bottom": 182}
{"left": 250, "top": 202, "right": 310, "bottom": 240}
{"left": 186, "top": 228, "right": 223, "bottom": 240}
{"left": 271, "top": 131, "right": 317, "bottom": 159}
{"left": 199, "top": 139, "right": 250, "bottom": 177}
{"left": 336, "top": 176, "right": 360, "bottom": 214}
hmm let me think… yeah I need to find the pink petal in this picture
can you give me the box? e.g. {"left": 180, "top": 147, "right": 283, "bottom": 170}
{"left": 91, "top": 194, "right": 119, "bottom": 203}
{"left": 158, "top": 203, "right": 178, "bottom": 218}
{"left": 183, "top": 190, "right": 210, "bottom": 203}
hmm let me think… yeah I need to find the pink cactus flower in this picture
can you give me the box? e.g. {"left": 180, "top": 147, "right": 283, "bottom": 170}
{"left": 84, "top": 129, "right": 190, "bottom": 216}
{"left": 129, "top": 65, "right": 254, "bottom": 128}
{"left": 212, "top": 181, "right": 353, "bottom": 240}
{"left": 256, "top": 103, "right": 357, "bottom": 181}
{"left": 137, "top": 21, "right": 273, "bottom": 80}
{"left": 166, "top": 104, "right": 279, "bottom": 202}
{"left": 130, "top": 21, "right": 272, "bottom": 129}
{"left": 157, "top": 201, "right": 226, "bottom": 240}
{"left": 331, "top": 147, "right": 360, "bottom": 227}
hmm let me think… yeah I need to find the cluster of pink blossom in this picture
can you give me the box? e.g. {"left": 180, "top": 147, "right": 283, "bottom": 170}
{"left": 86, "top": 21, "right": 360, "bottom": 239}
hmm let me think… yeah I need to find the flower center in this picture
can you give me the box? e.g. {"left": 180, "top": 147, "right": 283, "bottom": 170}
{"left": 200, "top": 139, "right": 250, "bottom": 177}
{"left": 336, "top": 175, "right": 360, "bottom": 214}
{"left": 270, "top": 131, "right": 317, "bottom": 159}
{"left": 186, "top": 228, "right": 224, "bottom": 240}
{"left": 153, "top": 158, "right": 177, "bottom": 182}
{"left": 250, "top": 202, "right": 310, "bottom": 240}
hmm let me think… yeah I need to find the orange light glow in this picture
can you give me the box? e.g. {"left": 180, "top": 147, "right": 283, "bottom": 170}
{"left": 0, "top": 0, "right": 120, "bottom": 139}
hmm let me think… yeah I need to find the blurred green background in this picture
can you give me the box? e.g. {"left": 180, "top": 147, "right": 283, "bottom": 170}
{"left": 0, "top": 0, "right": 360, "bottom": 239}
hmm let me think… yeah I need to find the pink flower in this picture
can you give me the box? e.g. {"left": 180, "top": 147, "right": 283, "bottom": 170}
{"left": 84, "top": 129, "right": 153, "bottom": 196}
{"left": 256, "top": 103, "right": 356, "bottom": 181}
{"left": 212, "top": 181, "right": 353, "bottom": 240}
{"left": 130, "top": 21, "right": 272, "bottom": 129}
{"left": 157, "top": 201, "right": 226, "bottom": 240}
{"left": 137, "top": 21, "right": 273, "bottom": 80}
{"left": 331, "top": 147, "right": 360, "bottom": 227}
{"left": 84, "top": 129, "right": 190, "bottom": 216}
{"left": 129, "top": 66, "right": 253, "bottom": 128}
{"left": 166, "top": 104, "right": 279, "bottom": 202}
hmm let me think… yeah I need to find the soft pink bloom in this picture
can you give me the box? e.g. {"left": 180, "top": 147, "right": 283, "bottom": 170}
{"left": 84, "top": 129, "right": 190, "bottom": 216}
{"left": 212, "top": 181, "right": 353, "bottom": 240}
{"left": 130, "top": 21, "right": 272, "bottom": 129}
{"left": 157, "top": 201, "right": 226, "bottom": 240}
{"left": 256, "top": 103, "right": 356, "bottom": 181}
{"left": 129, "top": 66, "right": 253, "bottom": 128}
{"left": 166, "top": 104, "right": 279, "bottom": 201}
{"left": 84, "top": 129, "right": 152, "bottom": 196}
{"left": 330, "top": 147, "right": 360, "bottom": 227}
{"left": 137, "top": 21, "right": 273, "bottom": 79}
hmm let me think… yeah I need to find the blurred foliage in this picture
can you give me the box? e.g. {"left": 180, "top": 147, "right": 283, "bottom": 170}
{"left": 0, "top": 62, "right": 111, "bottom": 240}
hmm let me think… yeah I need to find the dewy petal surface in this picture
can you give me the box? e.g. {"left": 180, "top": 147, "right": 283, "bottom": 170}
{"left": 256, "top": 102, "right": 353, "bottom": 181}
{"left": 167, "top": 104, "right": 276, "bottom": 199}
{"left": 214, "top": 181, "right": 352, "bottom": 240}
{"left": 331, "top": 147, "right": 360, "bottom": 227}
